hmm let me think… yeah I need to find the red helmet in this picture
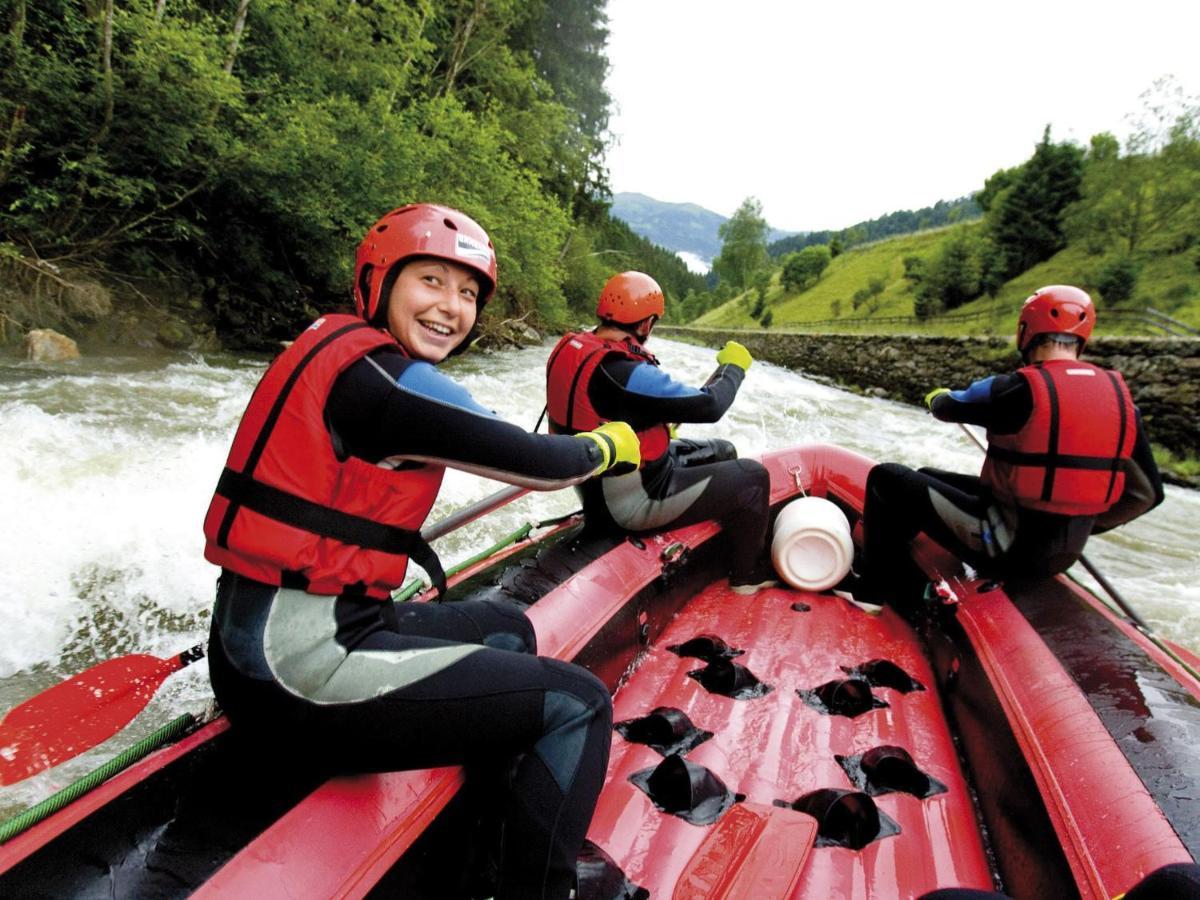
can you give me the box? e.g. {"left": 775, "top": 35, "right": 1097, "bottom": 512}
{"left": 596, "top": 271, "right": 665, "bottom": 325}
{"left": 353, "top": 204, "right": 497, "bottom": 324}
{"left": 1017, "top": 285, "right": 1095, "bottom": 353}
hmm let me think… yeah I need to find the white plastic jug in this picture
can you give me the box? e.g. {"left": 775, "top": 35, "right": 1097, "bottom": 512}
{"left": 771, "top": 496, "right": 853, "bottom": 591}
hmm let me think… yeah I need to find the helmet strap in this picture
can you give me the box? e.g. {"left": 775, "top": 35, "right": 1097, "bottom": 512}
{"left": 372, "top": 261, "right": 406, "bottom": 328}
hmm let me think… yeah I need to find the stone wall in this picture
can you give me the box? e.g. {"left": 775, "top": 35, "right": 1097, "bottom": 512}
{"left": 657, "top": 326, "right": 1200, "bottom": 457}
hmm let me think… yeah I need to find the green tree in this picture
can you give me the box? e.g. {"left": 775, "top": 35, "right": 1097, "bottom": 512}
{"left": 750, "top": 293, "right": 766, "bottom": 320}
{"left": 977, "top": 239, "right": 1008, "bottom": 297}
{"left": 0, "top": 0, "right": 620, "bottom": 346}
{"left": 713, "top": 197, "right": 768, "bottom": 290}
{"left": 1096, "top": 257, "right": 1140, "bottom": 305}
{"left": 974, "top": 165, "right": 1020, "bottom": 213}
{"left": 781, "top": 244, "right": 831, "bottom": 292}
{"left": 511, "top": 0, "right": 612, "bottom": 220}
{"left": 1065, "top": 101, "right": 1200, "bottom": 257}
{"left": 916, "top": 228, "right": 983, "bottom": 314}
{"left": 984, "top": 127, "right": 1084, "bottom": 277}
{"left": 902, "top": 255, "right": 926, "bottom": 286}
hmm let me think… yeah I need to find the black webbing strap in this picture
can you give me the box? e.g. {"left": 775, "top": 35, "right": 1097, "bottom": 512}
{"left": 1103, "top": 370, "right": 1129, "bottom": 505}
{"left": 216, "top": 321, "right": 370, "bottom": 549}
{"left": 984, "top": 447, "right": 1122, "bottom": 471}
{"left": 562, "top": 346, "right": 608, "bottom": 431}
{"left": 216, "top": 470, "right": 447, "bottom": 599}
{"left": 1036, "top": 366, "right": 1062, "bottom": 502}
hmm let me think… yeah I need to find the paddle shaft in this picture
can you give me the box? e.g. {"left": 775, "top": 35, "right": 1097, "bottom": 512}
{"left": 421, "top": 483, "right": 529, "bottom": 543}
{"left": 954, "top": 422, "right": 1151, "bottom": 631}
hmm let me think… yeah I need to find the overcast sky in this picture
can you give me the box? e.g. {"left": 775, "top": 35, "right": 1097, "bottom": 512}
{"left": 603, "top": 0, "right": 1200, "bottom": 234}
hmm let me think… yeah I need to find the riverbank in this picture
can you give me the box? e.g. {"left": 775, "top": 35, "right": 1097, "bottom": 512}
{"left": 2, "top": 269, "right": 544, "bottom": 357}
{"left": 658, "top": 325, "right": 1200, "bottom": 488}
{"left": 8, "top": 281, "right": 1197, "bottom": 488}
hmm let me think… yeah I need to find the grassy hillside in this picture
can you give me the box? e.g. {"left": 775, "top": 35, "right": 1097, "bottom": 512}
{"left": 690, "top": 226, "right": 1200, "bottom": 481}
{"left": 694, "top": 224, "right": 1200, "bottom": 340}
{"left": 694, "top": 227, "right": 951, "bottom": 329}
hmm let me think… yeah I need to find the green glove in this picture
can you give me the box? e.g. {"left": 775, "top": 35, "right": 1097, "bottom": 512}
{"left": 924, "top": 387, "right": 951, "bottom": 409}
{"left": 578, "top": 421, "right": 641, "bottom": 475}
{"left": 716, "top": 340, "right": 752, "bottom": 371}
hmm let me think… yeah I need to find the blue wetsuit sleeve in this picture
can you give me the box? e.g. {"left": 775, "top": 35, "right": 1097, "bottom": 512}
{"left": 929, "top": 372, "right": 1031, "bottom": 434}
{"left": 947, "top": 377, "right": 995, "bottom": 405}
{"left": 394, "top": 361, "right": 498, "bottom": 418}
{"left": 625, "top": 363, "right": 706, "bottom": 399}
{"left": 589, "top": 356, "right": 744, "bottom": 427}
{"left": 326, "top": 350, "right": 605, "bottom": 488}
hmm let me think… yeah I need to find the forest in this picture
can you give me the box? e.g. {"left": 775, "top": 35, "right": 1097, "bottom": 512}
{"left": 766, "top": 196, "right": 981, "bottom": 259}
{"left": 3, "top": 5, "right": 1198, "bottom": 350}
{"left": 0, "top": 0, "right": 703, "bottom": 348}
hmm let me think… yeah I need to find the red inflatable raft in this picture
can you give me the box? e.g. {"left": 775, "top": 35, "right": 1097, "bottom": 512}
{"left": 1, "top": 444, "right": 1198, "bottom": 898}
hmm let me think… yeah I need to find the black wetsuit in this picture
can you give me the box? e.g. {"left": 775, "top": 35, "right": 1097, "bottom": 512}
{"left": 567, "top": 347, "right": 771, "bottom": 586}
{"left": 861, "top": 370, "right": 1163, "bottom": 599}
{"left": 209, "top": 346, "right": 613, "bottom": 900}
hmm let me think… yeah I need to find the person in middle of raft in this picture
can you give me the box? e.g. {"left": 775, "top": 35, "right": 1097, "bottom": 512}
{"left": 544, "top": 270, "right": 774, "bottom": 594}
{"left": 855, "top": 284, "right": 1163, "bottom": 606}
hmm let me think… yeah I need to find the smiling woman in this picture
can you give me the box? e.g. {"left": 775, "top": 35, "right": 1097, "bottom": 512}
{"left": 197, "top": 202, "right": 644, "bottom": 899}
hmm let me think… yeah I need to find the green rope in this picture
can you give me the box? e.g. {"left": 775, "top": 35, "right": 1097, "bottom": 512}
{"left": 0, "top": 712, "right": 196, "bottom": 845}
{"left": 393, "top": 522, "right": 535, "bottom": 602}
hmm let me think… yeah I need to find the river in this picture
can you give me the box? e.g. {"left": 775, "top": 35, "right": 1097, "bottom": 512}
{"left": 1, "top": 337, "right": 1197, "bottom": 817}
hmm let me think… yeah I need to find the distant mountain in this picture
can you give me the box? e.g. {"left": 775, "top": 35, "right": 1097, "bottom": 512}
{"left": 610, "top": 192, "right": 797, "bottom": 269}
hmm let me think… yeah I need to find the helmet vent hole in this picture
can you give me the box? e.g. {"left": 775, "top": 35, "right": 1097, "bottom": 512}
{"left": 1050, "top": 309, "right": 1059, "bottom": 317}
{"left": 443, "top": 218, "right": 458, "bottom": 230}
{"left": 376, "top": 224, "right": 388, "bottom": 233}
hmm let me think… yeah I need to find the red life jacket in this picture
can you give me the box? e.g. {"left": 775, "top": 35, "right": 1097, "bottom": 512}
{"left": 203, "top": 314, "right": 445, "bottom": 599}
{"left": 544, "top": 330, "right": 670, "bottom": 466}
{"left": 982, "top": 360, "right": 1137, "bottom": 516}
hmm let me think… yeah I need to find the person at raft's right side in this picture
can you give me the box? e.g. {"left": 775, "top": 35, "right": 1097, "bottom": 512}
{"left": 856, "top": 285, "right": 1164, "bottom": 603}
{"left": 544, "top": 271, "right": 775, "bottom": 594}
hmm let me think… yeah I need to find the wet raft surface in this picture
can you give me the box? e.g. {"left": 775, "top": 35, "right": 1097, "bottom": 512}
{"left": 586, "top": 578, "right": 993, "bottom": 899}
{"left": 1010, "top": 577, "right": 1200, "bottom": 860}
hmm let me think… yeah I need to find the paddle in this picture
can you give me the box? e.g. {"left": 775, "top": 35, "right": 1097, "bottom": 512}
{"left": 421, "top": 483, "right": 528, "bottom": 543}
{"left": 0, "top": 481, "right": 539, "bottom": 787}
{"left": 953, "top": 422, "right": 1151, "bottom": 631}
{"left": 0, "top": 645, "right": 205, "bottom": 786}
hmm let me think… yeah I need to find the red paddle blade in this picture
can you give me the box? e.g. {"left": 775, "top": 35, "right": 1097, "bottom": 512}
{"left": 0, "top": 653, "right": 179, "bottom": 786}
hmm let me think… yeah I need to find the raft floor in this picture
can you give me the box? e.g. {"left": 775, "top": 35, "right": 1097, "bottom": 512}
{"left": 587, "top": 578, "right": 994, "bottom": 899}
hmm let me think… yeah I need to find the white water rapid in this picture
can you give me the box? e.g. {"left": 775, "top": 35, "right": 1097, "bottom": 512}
{"left": 2, "top": 338, "right": 1197, "bottom": 816}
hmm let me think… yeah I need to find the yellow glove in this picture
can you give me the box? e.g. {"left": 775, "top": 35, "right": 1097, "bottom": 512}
{"left": 716, "top": 340, "right": 752, "bottom": 371}
{"left": 578, "top": 421, "right": 641, "bottom": 475}
{"left": 924, "top": 387, "right": 951, "bottom": 409}
{"left": 668, "top": 423, "right": 679, "bottom": 440}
